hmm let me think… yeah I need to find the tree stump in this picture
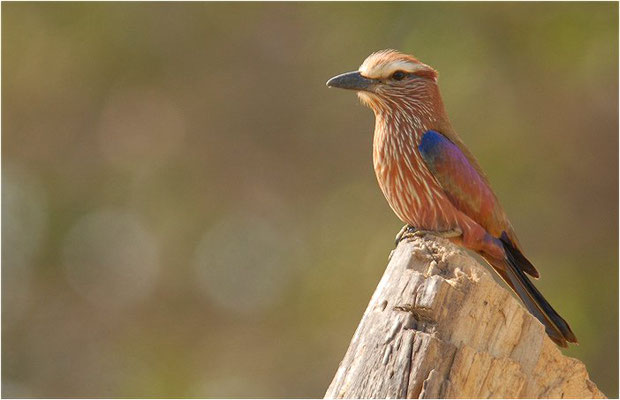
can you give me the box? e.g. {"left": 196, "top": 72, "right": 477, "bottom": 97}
{"left": 325, "top": 236, "right": 605, "bottom": 399}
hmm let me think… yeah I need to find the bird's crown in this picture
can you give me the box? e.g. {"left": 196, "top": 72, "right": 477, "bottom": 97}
{"left": 358, "top": 49, "right": 437, "bottom": 81}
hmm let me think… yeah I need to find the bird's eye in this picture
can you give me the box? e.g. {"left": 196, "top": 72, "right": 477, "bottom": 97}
{"left": 391, "top": 71, "right": 406, "bottom": 81}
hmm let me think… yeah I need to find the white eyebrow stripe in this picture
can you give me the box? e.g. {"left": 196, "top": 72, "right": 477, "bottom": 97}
{"left": 358, "top": 59, "right": 421, "bottom": 79}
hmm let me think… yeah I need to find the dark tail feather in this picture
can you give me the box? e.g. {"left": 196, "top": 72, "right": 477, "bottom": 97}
{"left": 487, "top": 243, "right": 578, "bottom": 347}
{"left": 500, "top": 232, "right": 539, "bottom": 278}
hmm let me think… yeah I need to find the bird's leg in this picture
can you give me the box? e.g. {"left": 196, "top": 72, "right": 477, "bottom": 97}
{"left": 395, "top": 224, "right": 463, "bottom": 245}
{"left": 395, "top": 225, "right": 416, "bottom": 245}
{"left": 419, "top": 227, "right": 463, "bottom": 239}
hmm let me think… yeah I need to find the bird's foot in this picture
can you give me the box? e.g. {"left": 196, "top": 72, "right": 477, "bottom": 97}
{"left": 395, "top": 225, "right": 417, "bottom": 245}
{"left": 395, "top": 225, "right": 463, "bottom": 245}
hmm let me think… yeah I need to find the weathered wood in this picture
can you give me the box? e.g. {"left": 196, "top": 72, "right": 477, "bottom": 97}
{"left": 325, "top": 236, "right": 605, "bottom": 399}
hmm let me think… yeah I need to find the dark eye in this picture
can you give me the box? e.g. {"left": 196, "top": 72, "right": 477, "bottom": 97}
{"left": 391, "top": 70, "right": 406, "bottom": 81}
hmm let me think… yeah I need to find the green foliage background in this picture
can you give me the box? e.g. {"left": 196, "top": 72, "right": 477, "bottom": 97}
{"left": 3, "top": 2, "right": 618, "bottom": 397}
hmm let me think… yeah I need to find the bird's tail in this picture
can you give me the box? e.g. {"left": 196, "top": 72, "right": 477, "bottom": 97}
{"left": 485, "top": 238, "right": 578, "bottom": 347}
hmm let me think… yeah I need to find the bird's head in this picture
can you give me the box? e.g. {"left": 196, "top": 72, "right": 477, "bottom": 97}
{"left": 327, "top": 49, "right": 439, "bottom": 114}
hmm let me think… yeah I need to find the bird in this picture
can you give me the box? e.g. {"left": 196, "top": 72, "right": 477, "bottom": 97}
{"left": 326, "top": 49, "right": 577, "bottom": 347}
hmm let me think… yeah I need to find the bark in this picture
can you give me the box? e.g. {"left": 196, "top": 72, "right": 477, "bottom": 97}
{"left": 325, "top": 236, "right": 605, "bottom": 399}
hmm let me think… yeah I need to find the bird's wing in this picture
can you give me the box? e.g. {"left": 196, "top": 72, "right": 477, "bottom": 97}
{"left": 418, "top": 130, "right": 539, "bottom": 278}
{"left": 418, "top": 130, "right": 504, "bottom": 232}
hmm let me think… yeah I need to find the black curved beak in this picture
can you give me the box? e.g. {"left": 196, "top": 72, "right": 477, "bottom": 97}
{"left": 326, "top": 71, "right": 375, "bottom": 91}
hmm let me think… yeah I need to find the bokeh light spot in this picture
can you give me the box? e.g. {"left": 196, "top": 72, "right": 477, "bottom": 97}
{"left": 193, "top": 215, "right": 293, "bottom": 316}
{"left": 61, "top": 209, "right": 160, "bottom": 309}
{"left": 2, "top": 163, "right": 48, "bottom": 325}
{"left": 98, "top": 87, "right": 186, "bottom": 171}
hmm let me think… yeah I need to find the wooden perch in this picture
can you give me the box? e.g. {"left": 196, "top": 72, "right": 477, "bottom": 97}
{"left": 325, "top": 236, "right": 605, "bottom": 399}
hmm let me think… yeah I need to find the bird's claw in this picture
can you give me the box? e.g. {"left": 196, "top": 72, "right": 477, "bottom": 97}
{"left": 395, "top": 225, "right": 463, "bottom": 245}
{"left": 395, "top": 225, "right": 417, "bottom": 245}
{"left": 430, "top": 227, "right": 463, "bottom": 239}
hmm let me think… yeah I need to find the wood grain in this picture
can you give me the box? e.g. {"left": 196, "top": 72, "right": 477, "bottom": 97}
{"left": 325, "top": 236, "right": 604, "bottom": 399}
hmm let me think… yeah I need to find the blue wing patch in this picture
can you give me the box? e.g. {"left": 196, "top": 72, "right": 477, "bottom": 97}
{"left": 417, "top": 129, "right": 491, "bottom": 222}
{"left": 418, "top": 130, "right": 453, "bottom": 172}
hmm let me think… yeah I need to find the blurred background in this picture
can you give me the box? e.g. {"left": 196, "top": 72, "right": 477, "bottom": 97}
{"left": 2, "top": 2, "right": 618, "bottom": 398}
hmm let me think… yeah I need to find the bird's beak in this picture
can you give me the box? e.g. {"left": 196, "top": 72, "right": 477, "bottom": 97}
{"left": 326, "top": 71, "right": 375, "bottom": 92}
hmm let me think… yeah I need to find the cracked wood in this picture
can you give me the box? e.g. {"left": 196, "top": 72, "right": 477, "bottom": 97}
{"left": 324, "top": 236, "right": 605, "bottom": 399}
